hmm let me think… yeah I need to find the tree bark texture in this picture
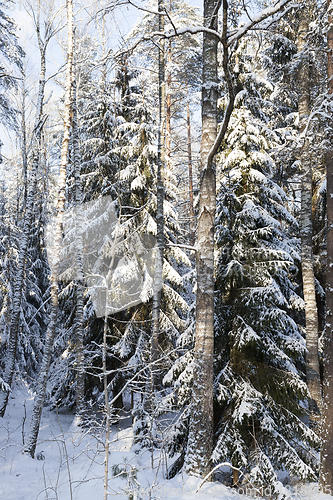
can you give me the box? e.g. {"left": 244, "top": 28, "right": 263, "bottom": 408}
{"left": 186, "top": 84, "right": 195, "bottom": 246}
{"left": 297, "top": 5, "right": 322, "bottom": 419}
{"left": 185, "top": 0, "right": 218, "bottom": 477}
{"left": 151, "top": 0, "right": 165, "bottom": 390}
{"left": 166, "top": 39, "right": 172, "bottom": 173}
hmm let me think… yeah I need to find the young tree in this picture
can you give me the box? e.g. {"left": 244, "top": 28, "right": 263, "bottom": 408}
{"left": 25, "top": 0, "right": 75, "bottom": 457}
{"left": 0, "top": 0, "right": 55, "bottom": 417}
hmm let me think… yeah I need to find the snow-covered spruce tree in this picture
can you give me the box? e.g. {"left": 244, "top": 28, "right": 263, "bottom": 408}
{"left": 46, "top": 29, "right": 118, "bottom": 415}
{"left": 45, "top": 47, "right": 187, "bottom": 424}
{"left": 17, "top": 183, "right": 50, "bottom": 382}
{"left": 213, "top": 80, "right": 319, "bottom": 492}
{"left": 123, "top": 0, "right": 201, "bottom": 202}
{"left": 262, "top": 5, "right": 332, "bottom": 439}
{"left": 104, "top": 62, "right": 191, "bottom": 447}
{"left": 262, "top": 1, "right": 326, "bottom": 421}
{"left": 0, "top": 0, "right": 24, "bottom": 129}
{"left": 0, "top": 186, "right": 15, "bottom": 390}
{"left": 161, "top": 0, "right": 302, "bottom": 478}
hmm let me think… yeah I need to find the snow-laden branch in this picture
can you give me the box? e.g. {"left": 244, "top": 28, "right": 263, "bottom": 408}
{"left": 151, "top": 25, "right": 221, "bottom": 41}
{"left": 227, "top": 0, "right": 297, "bottom": 47}
{"left": 253, "top": 5, "right": 297, "bottom": 32}
{"left": 127, "top": 0, "right": 167, "bottom": 15}
{"left": 0, "top": 73, "right": 22, "bottom": 80}
{"left": 116, "top": 0, "right": 296, "bottom": 62}
{"left": 205, "top": 0, "right": 235, "bottom": 171}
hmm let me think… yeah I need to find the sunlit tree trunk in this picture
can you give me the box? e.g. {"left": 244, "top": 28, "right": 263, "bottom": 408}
{"left": 151, "top": 0, "right": 165, "bottom": 388}
{"left": 25, "top": 0, "right": 74, "bottom": 457}
{"left": 166, "top": 39, "right": 172, "bottom": 172}
{"left": 186, "top": 83, "right": 195, "bottom": 246}
{"left": 185, "top": 0, "right": 218, "bottom": 477}
{"left": 297, "top": 4, "right": 322, "bottom": 420}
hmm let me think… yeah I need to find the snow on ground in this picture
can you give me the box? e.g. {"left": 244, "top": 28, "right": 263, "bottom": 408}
{"left": 0, "top": 382, "right": 327, "bottom": 500}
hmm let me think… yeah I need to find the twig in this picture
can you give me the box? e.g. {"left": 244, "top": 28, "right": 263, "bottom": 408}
{"left": 196, "top": 462, "right": 243, "bottom": 492}
{"left": 21, "top": 400, "right": 26, "bottom": 446}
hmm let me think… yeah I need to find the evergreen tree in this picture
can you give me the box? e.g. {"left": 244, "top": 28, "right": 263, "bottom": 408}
{"left": 213, "top": 70, "right": 319, "bottom": 492}
{"left": 0, "top": 0, "right": 24, "bottom": 129}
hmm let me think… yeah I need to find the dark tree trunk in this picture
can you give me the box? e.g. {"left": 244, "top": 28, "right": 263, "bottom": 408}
{"left": 320, "top": 4, "right": 333, "bottom": 492}
{"left": 297, "top": 5, "right": 322, "bottom": 420}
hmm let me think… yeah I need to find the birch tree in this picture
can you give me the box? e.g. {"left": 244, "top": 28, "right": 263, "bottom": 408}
{"left": 25, "top": 0, "right": 75, "bottom": 457}
{"left": 184, "top": 0, "right": 218, "bottom": 477}
{"left": 151, "top": 0, "right": 165, "bottom": 392}
{"left": 0, "top": 0, "right": 56, "bottom": 417}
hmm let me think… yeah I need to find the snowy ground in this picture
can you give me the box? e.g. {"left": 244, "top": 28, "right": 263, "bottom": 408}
{"left": 0, "top": 382, "right": 328, "bottom": 500}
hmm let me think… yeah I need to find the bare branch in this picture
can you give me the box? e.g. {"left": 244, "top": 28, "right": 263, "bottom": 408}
{"left": 227, "top": 0, "right": 297, "bottom": 47}
{"left": 206, "top": 0, "right": 235, "bottom": 170}
{"left": 196, "top": 462, "right": 243, "bottom": 492}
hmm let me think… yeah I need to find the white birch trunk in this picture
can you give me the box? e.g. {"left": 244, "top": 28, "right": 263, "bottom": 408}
{"left": 186, "top": 84, "right": 195, "bottom": 246}
{"left": 151, "top": 0, "right": 165, "bottom": 390}
{"left": 25, "top": 0, "right": 74, "bottom": 457}
{"left": 185, "top": 0, "right": 218, "bottom": 477}
{"left": 185, "top": 0, "right": 238, "bottom": 476}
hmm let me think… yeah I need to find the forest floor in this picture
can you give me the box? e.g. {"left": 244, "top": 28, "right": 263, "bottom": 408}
{"left": 0, "top": 381, "right": 327, "bottom": 500}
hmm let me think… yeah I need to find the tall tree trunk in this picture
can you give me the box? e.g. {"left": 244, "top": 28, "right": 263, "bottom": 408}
{"left": 185, "top": 0, "right": 218, "bottom": 477}
{"left": 21, "top": 69, "right": 28, "bottom": 214}
{"left": 186, "top": 83, "right": 195, "bottom": 246}
{"left": 103, "top": 314, "right": 111, "bottom": 500}
{"left": 297, "top": 5, "right": 322, "bottom": 420}
{"left": 0, "top": 28, "right": 47, "bottom": 419}
{"left": 72, "top": 66, "right": 85, "bottom": 419}
{"left": 320, "top": 2, "right": 333, "bottom": 492}
{"left": 151, "top": 0, "right": 165, "bottom": 389}
{"left": 25, "top": 0, "right": 74, "bottom": 457}
{"left": 166, "top": 39, "right": 172, "bottom": 173}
